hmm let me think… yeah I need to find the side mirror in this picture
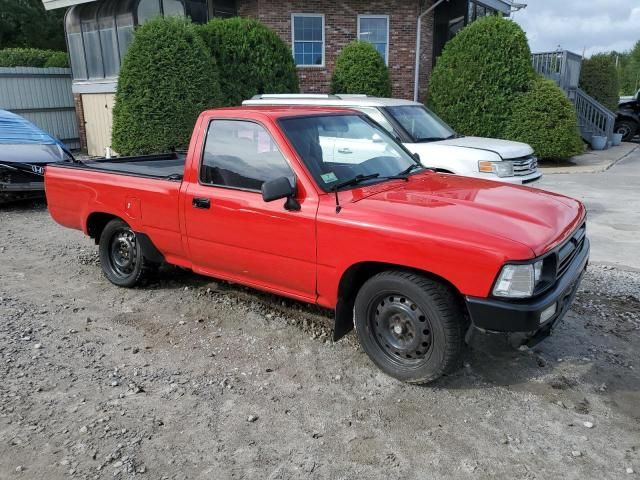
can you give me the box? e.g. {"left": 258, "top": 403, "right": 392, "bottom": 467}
{"left": 413, "top": 152, "right": 421, "bottom": 163}
{"left": 261, "top": 177, "right": 300, "bottom": 211}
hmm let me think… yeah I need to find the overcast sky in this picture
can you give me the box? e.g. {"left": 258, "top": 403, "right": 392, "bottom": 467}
{"left": 511, "top": 0, "right": 640, "bottom": 57}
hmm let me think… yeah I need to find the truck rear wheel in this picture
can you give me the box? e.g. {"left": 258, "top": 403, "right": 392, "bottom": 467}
{"left": 354, "top": 271, "right": 465, "bottom": 384}
{"left": 98, "top": 219, "right": 154, "bottom": 288}
{"left": 615, "top": 120, "right": 637, "bottom": 142}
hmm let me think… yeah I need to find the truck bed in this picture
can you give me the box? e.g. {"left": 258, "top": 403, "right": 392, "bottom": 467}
{"left": 65, "top": 153, "right": 185, "bottom": 179}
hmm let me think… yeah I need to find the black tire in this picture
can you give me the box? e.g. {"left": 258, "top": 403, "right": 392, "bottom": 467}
{"left": 354, "top": 271, "right": 465, "bottom": 384}
{"left": 615, "top": 120, "right": 638, "bottom": 142}
{"left": 98, "top": 219, "right": 154, "bottom": 288}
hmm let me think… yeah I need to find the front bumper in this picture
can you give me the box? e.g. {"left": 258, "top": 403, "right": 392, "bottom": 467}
{"left": 477, "top": 171, "right": 542, "bottom": 185}
{"left": 465, "top": 237, "right": 589, "bottom": 336}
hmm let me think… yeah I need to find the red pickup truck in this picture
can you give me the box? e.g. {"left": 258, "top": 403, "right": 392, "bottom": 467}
{"left": 46, "top": 106, "right": 589, "bottom": 383}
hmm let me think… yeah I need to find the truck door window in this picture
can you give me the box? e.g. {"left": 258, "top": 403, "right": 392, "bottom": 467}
{"left": 200, "top": 120, "right": 294, "bottom": 191}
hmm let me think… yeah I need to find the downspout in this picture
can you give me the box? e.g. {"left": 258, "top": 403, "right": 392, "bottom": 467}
{"left": 413, "top": 0, "right": 449, "bottom": 102}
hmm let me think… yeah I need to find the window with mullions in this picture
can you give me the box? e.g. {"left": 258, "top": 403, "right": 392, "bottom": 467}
{"left": 292, "top": 14, "right": 324, "bottom": 66}
{"left": 358, "top": 16, "right": 389, "bottom": 64}
{"left": 468, "top": 1, "right": 497, "bottom": 23}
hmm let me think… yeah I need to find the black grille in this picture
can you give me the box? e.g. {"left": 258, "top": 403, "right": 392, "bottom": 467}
{"left": 557, "top": 223, "right": 586, "bottom": 278}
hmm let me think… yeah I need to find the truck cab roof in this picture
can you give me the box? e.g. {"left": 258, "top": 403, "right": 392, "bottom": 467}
{"left": 213, "top": 105, "right": 363, "bottom": 119}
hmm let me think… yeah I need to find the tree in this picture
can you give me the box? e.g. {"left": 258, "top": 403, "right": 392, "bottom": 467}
{"left": 197, "top": 18, "right": 298, "bottom": 106}
{"left": 0, "top": 0, "right": 66, "bottom": 51}
{"left": 506, "top": 77, "right": 584, "bottom": 160}
{"left": 330, "top": 41, "right": 392, "bottom": 97}
{"left": 620, "top": 41, "right": 640, "bottom": 96}
{"left": 579, "top": 54, "right": 620, "bottom": 111}
{"left": 428, "top": 16, "right": 534, "bottom": 139}
{"left": 112, "top": 17, "right": 222, "bottom": 155}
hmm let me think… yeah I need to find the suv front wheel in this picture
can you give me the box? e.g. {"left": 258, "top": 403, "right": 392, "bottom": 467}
{"left": 354, "top": 271, "right": 465, "bottom": 384}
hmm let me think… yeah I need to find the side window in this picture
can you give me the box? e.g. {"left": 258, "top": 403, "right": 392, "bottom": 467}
{"left": 356, "top": 107, "right": 396, "bottom": 135}
{"left": 200, "top": 120, "right": 294, "bottom": 191}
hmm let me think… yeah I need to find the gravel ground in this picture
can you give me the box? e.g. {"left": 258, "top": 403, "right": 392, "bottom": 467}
{"left": 1, "top": 201, "right": 639, "bottom": 480}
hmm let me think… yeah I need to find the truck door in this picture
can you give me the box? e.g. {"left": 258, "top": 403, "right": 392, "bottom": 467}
{"left": 183, "top": 119, "right": 318, "bottom": 302}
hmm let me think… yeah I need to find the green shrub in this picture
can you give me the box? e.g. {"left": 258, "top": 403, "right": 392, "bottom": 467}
{"left": 43, "top": 51, "right": 69, "bottom": 68}
{"left": 330, "top": 41, "right": 392, "bottom": 96}
{"left": 0, "top": 48, "right": 68, "bottom": 68}
{"left": 197, "top": 18, "right": 298, "bottom": 106}
{"left": 579, "top": 54, "right": 620, "bottom": 111}
{"left": 428, "top": 16, "right": 534, "bottom": 138}
{"left": 112, "top": 17, "right": 222, "bottom": 155}
{"left": 505, "top": 77, "right": 584, "bottom": 160}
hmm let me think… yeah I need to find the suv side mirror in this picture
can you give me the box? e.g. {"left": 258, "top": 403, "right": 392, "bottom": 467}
{"left": 261, "top": 177, "right": 300, "bottom": 211}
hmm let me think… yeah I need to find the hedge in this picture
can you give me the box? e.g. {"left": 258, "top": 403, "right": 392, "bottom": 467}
{"left": 579, "top": 54, "right": 620, "bottom": 111}
{"left": 43, "top": 51, "right": 70, "bottom": 68}
{"left": 197, "top": 18, "right": 298, "bottom": 106}
{"left": 0, "top": 48, "right": 69, "bottom": 68}
{"left": 428, "top": 16, "right": 534, "bottom": 139}
{"left": 330, "top": 41, "right": 392, "bottom": 97}
{"left": 112, "top": 17, "right": 222, "bottom": 155}
{"left": 505, "top": 77, "right": 584, "bottom": 160}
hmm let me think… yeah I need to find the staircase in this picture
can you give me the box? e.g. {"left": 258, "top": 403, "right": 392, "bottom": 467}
{"left": 532, "top": 50, "right": 616, "bottom": 143}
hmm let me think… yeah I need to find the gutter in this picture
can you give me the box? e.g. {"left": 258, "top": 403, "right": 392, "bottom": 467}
{"left": 413, "top": 0, "right": 449, "bottom": 102}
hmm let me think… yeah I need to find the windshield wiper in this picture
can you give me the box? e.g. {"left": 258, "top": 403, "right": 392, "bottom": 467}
{"left": 331, "top": 173, "right": 380, "bottom": 213}
{"left": 382, "top": 163, "right": 424, "bottom": 182}
{"left": 415, "top": 137, "right": 445, "bottom": 143}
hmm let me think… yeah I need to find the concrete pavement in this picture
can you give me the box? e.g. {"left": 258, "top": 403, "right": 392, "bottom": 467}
{"left": 536, "top": 145, "right": 640, "bottom": 270}
{"left": 538, "top": 142, "right": 638, "bottom": 175}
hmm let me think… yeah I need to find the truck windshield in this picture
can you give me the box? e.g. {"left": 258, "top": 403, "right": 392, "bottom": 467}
{"left": 384, "top": 105, "right": 456, "bottom": 143}
{"left": 279, "top": 114, "right": 420, "bottom": 192}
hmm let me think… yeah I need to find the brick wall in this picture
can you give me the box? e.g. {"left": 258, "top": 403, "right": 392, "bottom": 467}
{"left": 238, "top": 0, "right": 434, "bottom": 101}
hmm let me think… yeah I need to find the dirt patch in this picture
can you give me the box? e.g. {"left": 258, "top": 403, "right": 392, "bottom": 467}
{"left": 1, "top": 202, "right": 639, "bottom": 479}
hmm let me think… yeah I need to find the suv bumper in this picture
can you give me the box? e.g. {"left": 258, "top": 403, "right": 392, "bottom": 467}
{"left": 465, "top": 238, "right": 589, "bottom": 337}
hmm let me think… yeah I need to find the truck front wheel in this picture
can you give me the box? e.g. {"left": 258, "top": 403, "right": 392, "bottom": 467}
{"left": 354, "top": 271, "right": 465, "bottom": 384}
{"left": 99, "top": 219, "right": 154, "bottom": 288}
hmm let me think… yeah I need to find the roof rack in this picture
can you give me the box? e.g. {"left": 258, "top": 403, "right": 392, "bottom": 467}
{"left": 250, "top": 94, "right": 371, "bottom": 100}
{"left": 251, "top": 94, "right": 341, "bottom": 100}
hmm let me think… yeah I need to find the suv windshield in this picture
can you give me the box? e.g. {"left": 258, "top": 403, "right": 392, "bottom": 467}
{"left": 384, "top": 105, "right": 456, "bottom": 143}
{"left": 279, "top": 114, "right": 420, "bottom": 192}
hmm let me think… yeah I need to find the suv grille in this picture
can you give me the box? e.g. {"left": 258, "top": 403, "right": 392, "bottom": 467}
{"left": 511, "top": 156, "right": 538, "bottom": 176}
{"left": 556, "top": 223, "right": 586, "bottom": 279}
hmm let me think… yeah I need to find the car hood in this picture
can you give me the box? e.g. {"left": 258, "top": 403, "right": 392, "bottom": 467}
{"left": 351, "top": 173, "right": 584, "bottom": 257}
{"left": 432, "top": 136, "right": 534, "bottom": 160}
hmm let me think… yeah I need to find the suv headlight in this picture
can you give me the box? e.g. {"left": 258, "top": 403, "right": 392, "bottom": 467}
{"left": 478, "top": 160, "right": 514, "bottom": 178}
{"left": 493, "top": 260, "right": 544, "bottom": 298}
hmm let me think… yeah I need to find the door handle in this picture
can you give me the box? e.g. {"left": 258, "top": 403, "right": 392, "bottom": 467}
{"left": 192, "top": 197, "right": 210, "bottom": 209}
{"left": 337, "top": 148, "right": 352, "bottom": 154}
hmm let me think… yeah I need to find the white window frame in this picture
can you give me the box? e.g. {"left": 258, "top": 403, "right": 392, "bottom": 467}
{"left": 291, "top": 13, "right": 325, "bottom": 68}
{"left": 357, "top": 14, "right": 390, "bottom": 66}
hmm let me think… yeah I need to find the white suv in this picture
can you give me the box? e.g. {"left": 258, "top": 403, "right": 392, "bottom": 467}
{"left": 243, "top": 94, "right": 541, "bottom": 184}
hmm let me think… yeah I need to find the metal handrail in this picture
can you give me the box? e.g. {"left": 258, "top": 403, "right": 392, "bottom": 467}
{"left": 569, "top": 88, "right": 616, "bottom": 140}
{"left": 531, "top": 51, "right": 582, "bottom": 91}
{"left": 532, "top": 50, "right": 615, "bottom": 142}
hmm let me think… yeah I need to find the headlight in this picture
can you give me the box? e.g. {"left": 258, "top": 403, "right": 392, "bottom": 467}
{"left": 478, "top": 160, "right": 514, "bottom": 177}
{"left": 493, "top": 260, "right": 544, "bottom": 298}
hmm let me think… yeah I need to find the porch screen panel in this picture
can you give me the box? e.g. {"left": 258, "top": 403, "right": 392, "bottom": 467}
{"left": 81, "top": 4, "right": 104, "bottom": 79}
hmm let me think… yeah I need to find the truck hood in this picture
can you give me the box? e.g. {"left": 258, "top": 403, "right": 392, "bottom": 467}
{"left": 431, "top": 136, "right": 534, "bottom": 160}
{"left": 352, "top": 173, "right": 584, "bottom": 257}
